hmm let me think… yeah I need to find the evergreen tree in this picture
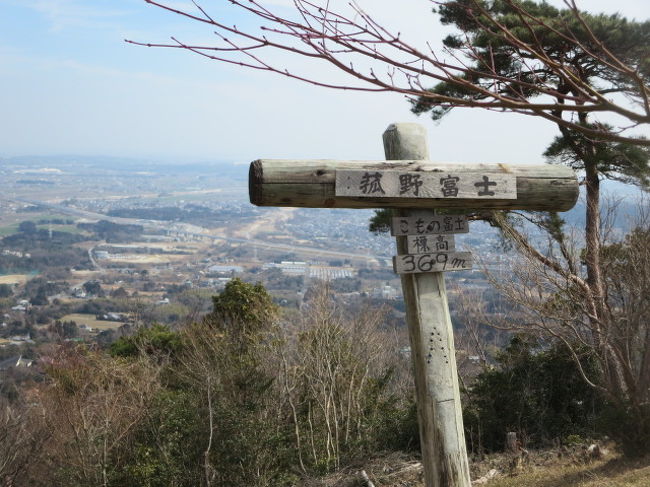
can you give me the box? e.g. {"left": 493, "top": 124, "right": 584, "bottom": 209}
{"left": 409, "top": 1, "right": 650, "bottom": 455}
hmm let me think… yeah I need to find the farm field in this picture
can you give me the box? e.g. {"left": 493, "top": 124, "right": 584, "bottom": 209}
{"left": 0, "top": 211, "right": 74, "bottom": 226}
{"left": 0, "top": 222, "right": 84, "bottom": 237}
{"left": 70, "top": 270, "right": 102, "bottom": 278}
{"left": 104, "top": 242, "right": 197, "bottom": 250}
{"left": 60, "top": 313, "right": 125, "bottom": 330}
{"left": 0, "top": 224, "right": 20, "bottom": 237}
{"left": 0, "top": 274, "right": 33, "bottom": 285}
{"left": 102, "top": 254, "right": 187, "bottom": 264}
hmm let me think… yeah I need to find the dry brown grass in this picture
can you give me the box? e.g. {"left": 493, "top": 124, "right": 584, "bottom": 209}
{"left": 303, "top": 450, "right": 650, "bottom": 487}
{"left": 60, "top": 313, "right": 124, "bottom": 330}
{"left": 0, "top": 274, "right": 32, "bottom": 285}
{"left": 488, "top": 456, "right": 650, "bottom": 487}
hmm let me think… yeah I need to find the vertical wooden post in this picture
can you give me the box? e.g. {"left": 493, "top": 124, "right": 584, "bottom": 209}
{"left": 383, "top": 123, "right": 471, "bottom": 487}
{"left": 506, "top": 432, "right": 518, "bottom": 453}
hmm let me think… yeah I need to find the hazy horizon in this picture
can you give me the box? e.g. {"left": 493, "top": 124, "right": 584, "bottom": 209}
{"left": 1, "top": 0, "right": 649, "bottom": 165}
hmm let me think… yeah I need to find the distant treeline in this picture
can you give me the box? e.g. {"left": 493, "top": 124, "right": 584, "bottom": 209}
{"left": 107, "top": 204, "right": 249, "bottom": 227}
{"left": 0, "top": 219, "right": 146, "bottom": 271}
{"left": 3, "top": 222, "right": 85, "bottom": 247}
{"left": 16, "top": 204, "right": 48, "bottom": 213}
{"left": 0, "top": 248, "right": 91, "bottom": 274}
{"left": 108, "top": 205, "right": 207, "bottom": 221}
{"left": 77, "top": 220, "right": 143, "bottom": 243}
{"left": 37, "top": 219, "right": 74, "bottom": 225}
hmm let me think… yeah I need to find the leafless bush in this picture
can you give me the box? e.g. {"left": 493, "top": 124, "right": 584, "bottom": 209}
{"left": 33, "top": 347, "right": 162, "bottom": 487}
{"left": 487, "top": 199, "right": 650, "bottom": 453}
{"left": 0, "top": 399, "right": 49, "bottom": 486}
{"left": 279, "top": 284, "right": 409, "bottom": 472}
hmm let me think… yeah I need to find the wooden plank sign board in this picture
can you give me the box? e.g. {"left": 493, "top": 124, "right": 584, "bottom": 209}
{"left": 391, "top": 215, "right": 469, "bottom": 236}
{"left": 406, "top": 234, "right": 455, "bottom": 254}
{"left": 249, "top": 160, "right": 579, "bottom": 211}
{"left": 393, "top": 251, "right": 472, "bottom": 274}
{"left": 336, "top": 170, "right": 516, "bottom": 199}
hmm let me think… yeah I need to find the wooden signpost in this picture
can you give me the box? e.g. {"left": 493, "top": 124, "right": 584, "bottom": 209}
{"left": 248, "top": 123, "right": 578, "bottom": 486}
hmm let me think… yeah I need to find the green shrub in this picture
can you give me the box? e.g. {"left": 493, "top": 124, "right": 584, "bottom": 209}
{"left": 110, "top": 324, "right": 183, "bottom": 358}
{"left": 463, "top": 334, "right": 603, "bottom": 452}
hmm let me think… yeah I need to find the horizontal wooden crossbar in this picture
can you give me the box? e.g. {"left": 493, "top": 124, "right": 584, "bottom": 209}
{"left": 249, "top": 160, "right": 579, "bottom": 211}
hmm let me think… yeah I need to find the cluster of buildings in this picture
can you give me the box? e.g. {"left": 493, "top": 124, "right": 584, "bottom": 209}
{"left": 262, "top": 261, "right": 355, "bottom": 279}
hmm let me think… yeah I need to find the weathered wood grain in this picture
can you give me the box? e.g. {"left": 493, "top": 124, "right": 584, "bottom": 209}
{"left": 249, "top": 159, "right": 578, "bottom": 211}
{"left": 386, "top": 123, "right": 472, "bottom": 487}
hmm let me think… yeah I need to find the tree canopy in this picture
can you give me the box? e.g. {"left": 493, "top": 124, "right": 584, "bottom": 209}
{"left": 205, "top": 278, "right": 278, "bottom": 337}
{"left": 413, "top": 0, "right": 650, "bottom": 186}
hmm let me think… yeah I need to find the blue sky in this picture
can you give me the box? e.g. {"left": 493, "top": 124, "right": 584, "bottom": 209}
{"left": 0, "top": 0, "right": 648, "bottom": 164}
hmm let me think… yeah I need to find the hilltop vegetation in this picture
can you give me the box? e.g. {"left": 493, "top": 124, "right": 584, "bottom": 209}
{"left": 2, "top": 279, "right": 648, "bottom": 486}
{"left": 0, "top": 281, "right": 415, "bottom": 486}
